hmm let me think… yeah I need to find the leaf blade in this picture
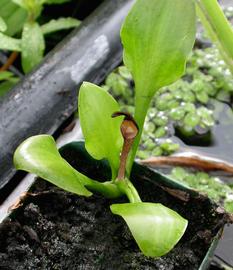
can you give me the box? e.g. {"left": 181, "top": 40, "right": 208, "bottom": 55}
{"left": 14, "top": 135, "right": 92, "bottom": 196}
{"left": 41, "top": 17, "right": 80, "bottom": 35}
{"left": 21, "top": 21, "right": 45, "bottom": 73}
{"left": 121, "top": 0, "right": 196, "bottom": 98}
{"left": 111, "top": 202, "right": 188, "bottom": 257}
{"left": 0, "top": 32, "right": 21, "bottom": 51}
{"left": 78, "top": 82, "right": 123, "bottom": 179}
{"left": 5, "top": 7, "right": 28, "bottom": 36}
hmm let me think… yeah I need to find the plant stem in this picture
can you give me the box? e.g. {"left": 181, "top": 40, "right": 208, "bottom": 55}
{"left": 83, "top": 175, "right": 141, "bottom": 202}
{"left": 116, "top": 179, "right": 142, "bottom": 203}
{"left": 118, "top": 139, "right": 134, "bottom": 179}
{"left": 126, "top": 96, "right": 151, "bottom": 175}
{"left": 196, "top": 0, "right": 233, "bottom": 74}
{"left": 85, "top": 179, "right": 123, "bottom": 199}
{"left": 0, "top": 52, "right": 18, "bottom": 72}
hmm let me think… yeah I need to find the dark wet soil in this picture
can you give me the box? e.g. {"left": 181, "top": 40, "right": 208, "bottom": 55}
{"left": 0, "top": 170, "right": 228, "bottom": 270}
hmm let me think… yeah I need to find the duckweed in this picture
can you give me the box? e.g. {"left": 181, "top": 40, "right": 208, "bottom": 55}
{"left": 170, "top": 167, "right": 233, "bottom": 213}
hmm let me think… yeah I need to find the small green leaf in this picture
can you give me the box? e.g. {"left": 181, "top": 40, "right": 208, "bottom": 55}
{"left": 0, "top": 0, "right": 18, "bottom": 19}
{"left": 121, "top": 0, "right": 196, "bottom": 101}
{"left": 0, "top": 16, "right": 7, "bottom": 32}
{"left": 14, "top": 135, "right": 92, "bottom": 196}
{"left": 21, "top": 21, "right": 45, "bottom": 73}
{"left": 0, "top": 32, "right": 21, "bottom": 51}
{"left": 79, "top": 82, "right": 123, "bottom": 179}
{"left": 183, "top": 112, "right": 200, "bottom": 128}
{"left": 111, "top": 202, "right": 188, "bottom": 257}
{"left": 41, "top": 17, "right": 80, "bottom": 35}
{"left": 5, "top": 7, "right": 28, "bottom": 36}
{"left": 0, "top": 71, "right": 14, "bottom": 81}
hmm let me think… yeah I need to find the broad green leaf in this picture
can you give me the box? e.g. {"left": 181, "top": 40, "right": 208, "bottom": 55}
{"left": 41, "top": 17, "right": 80, "bottom": 35}
{"left": 0, "top": 16, "right": 7, "bottom": 32}
{"left": 21, "top": 21, "right": 45, "bottom": 73}
{"left": 0, "top": 32, "right": 21, "bottom": 51}
{"left": 111, "top": 203, "right": 188, "bottom": 257}
{"left": 121, "top": 0, "right": 196, "bottom": 100}
{"left": 14, "top": 135, "right": 92, "bottom": 196}
{"left": 79, "top": 82, "right": 123, "bottom": 179}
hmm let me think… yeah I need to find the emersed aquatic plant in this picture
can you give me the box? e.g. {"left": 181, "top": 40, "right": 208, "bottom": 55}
{"left": 13, "top": 0, "right": 196, "bottom": 257}
{"left": 0, "top": 0, "right": 80, "bottom": 73}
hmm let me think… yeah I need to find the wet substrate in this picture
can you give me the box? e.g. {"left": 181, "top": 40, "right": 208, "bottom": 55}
{"left": 0, "top": 172, "right": 228, "bottom": 270}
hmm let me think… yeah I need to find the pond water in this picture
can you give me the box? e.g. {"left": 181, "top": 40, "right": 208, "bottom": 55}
{"left": 174, "top": 99, "right": 233, "bottom": 165}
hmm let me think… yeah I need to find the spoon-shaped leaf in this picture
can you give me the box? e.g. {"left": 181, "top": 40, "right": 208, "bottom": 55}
{"left": 14, "top": 135, "right": 92, "bottom": 196}
{"left": 121, "top": 0, "right": 196, "bottom": 97}
{"left": 79, "top": 82, "right": 123, "bottom": 179}
{"left": 121, "top": 0, "right": 196, "bottom": 173}
{"left": 111, "top": 202, "right": 188, "bottom": 257}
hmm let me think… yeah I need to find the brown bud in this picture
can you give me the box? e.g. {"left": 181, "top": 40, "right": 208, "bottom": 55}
{"left": 112, "top": 112, "right": 138, "bottom": 140}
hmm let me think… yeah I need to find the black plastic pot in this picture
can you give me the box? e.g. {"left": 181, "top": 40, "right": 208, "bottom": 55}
{"left": 0, "top": 0, "right": 134, "bottom": 190}
{"left": 0, "top": 141, "right": 230, "bottom": 269}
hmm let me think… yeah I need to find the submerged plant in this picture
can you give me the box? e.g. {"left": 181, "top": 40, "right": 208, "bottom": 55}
{"left": 14, "top": 0, "right": 196, "bottom": 257}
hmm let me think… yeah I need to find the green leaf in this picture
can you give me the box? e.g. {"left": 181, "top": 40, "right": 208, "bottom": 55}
{"left": 41, "top": 17, "right": 80, "bottom": 35}
{"left": 0, "top": 16, "right": 7, "bottom": 32}
{"left": 0, "top": 71, "right": 14, "bottom": 81}
{"left": 0, "top": 1, "right": 27, "bottom": 36}
{"left": 21, "top": 21, "right": 45, "bottom": 73}
{"left": 121, "top": 0, "right": 196, "bottom": 100}
{"left": 14, "top": 135, "right": 92, "bottom": 196}
{"left": 11, "top": 0, "right": 27, "bottom": 9}
{"left": 12, "top": 0, "right": 43, "bottom": 19}
{"left": 0, "top": 32, "right": 21, "bottom": 51}
{"left": 78, "top": 82, "right": 123, "bottom": 179}
{"left": 5, "top": 7, "right": 28, "bottom": 36}
{"left": 44, "top": 0, "right": 71, "bottom": 4}
{"left": 111, "top": 202, "right": 188, "bottom": 257}
{"left": 0, "top": 0, "right": 18, "bottom": 19}
{"left": 121, "top": 0, "right": 196, "bottom": 173}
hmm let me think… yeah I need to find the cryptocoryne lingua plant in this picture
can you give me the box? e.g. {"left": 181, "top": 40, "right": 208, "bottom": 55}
{"left": 13, "top": 0, "right": 196, "bottom": 257}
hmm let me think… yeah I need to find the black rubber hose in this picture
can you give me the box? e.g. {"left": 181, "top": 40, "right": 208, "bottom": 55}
{"left": 0, "top": 0, "right": 134, "bottom": 189}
